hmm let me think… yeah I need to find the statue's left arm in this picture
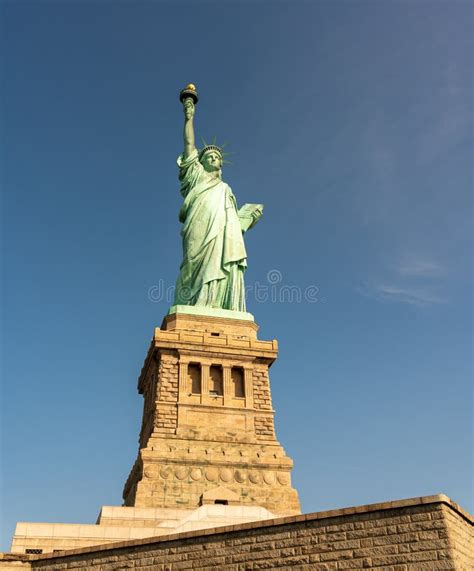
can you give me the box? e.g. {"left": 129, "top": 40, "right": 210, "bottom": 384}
{"left": 238, "top": 204, "right": 264, "bottom": 232}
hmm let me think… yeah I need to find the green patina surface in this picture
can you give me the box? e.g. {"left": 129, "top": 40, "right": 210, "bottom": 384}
{"left": 172, "top": 87, "right": 263, "bottom": 313}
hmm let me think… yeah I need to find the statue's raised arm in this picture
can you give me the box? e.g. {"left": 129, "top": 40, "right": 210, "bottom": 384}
{"left": 180, "top": 84, "right": 198, "bottom": 159}
{"left": 182, "top": 98, "right": 196, "bottom": 158}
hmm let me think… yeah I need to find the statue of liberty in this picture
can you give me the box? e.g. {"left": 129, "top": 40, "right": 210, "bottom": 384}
{"left": 173, "top": 85, "right": 263, "bottom": 312}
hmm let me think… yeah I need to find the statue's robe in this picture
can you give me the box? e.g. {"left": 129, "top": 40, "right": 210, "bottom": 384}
{"left": 173, "top": 149, "right": 247, "bottom": 311}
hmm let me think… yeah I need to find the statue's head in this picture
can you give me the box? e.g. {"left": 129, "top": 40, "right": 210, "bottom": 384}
{"left": 199, "top": 145, "right": 223, "bottom": 176}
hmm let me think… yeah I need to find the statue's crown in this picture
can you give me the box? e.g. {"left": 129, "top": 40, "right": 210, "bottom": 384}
{"left": 199, "top": 144, "right": 222, "bottom": 160}
{"left": 199, "top": 138, "right": 232, "bottom": 164}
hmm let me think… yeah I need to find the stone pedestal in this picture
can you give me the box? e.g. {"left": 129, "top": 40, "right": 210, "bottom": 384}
{"left": 123, "top": 308, "right": 300, "bottom": 516}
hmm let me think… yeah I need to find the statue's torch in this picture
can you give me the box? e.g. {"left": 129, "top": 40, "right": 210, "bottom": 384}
{"left": 179, "top": 83, "right": 199, "bottom": 105}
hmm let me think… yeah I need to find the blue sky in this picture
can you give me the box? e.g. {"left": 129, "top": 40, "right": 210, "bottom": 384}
{"left": 1, "top": 0, "right": 472, "bottom": 552}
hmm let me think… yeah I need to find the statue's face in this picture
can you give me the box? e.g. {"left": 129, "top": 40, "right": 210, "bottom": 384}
{"left": 201, "top": 151, "right": 222, "bottom": 173}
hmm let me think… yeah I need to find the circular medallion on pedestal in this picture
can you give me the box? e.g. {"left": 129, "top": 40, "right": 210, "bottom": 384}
{"left": 190, "top": 468, "right": 203, "bottom": 481}
{"left": 205, "top": 467, "right": 219, "bottom": 482}
{"left": 220, "top": 468, "right": 233, "bottom": 483}
{"left": 143, "top": 465, "right": 158, "bottom": 479}
{"left": 234, "top": 470, "right": 247, "bottom": 484}
{"left": 263, "top": 471, "right": 276, "bottom": 485}
{"left": 248, "top": 471, "right": 262, "bottom": 484}
{"left": 159, "top": 466, "right": 171, "bottom": 479}
{"left": 175, "top": 467, "right": 188, "bottom": 480}
{"left": 277, "top": 472, "right": 290, "bottom": 486}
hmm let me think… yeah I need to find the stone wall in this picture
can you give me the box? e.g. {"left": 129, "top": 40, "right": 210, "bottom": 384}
{"left": 4, "top": 495, "right": 472, "bottom": 570}
{"left": 252, "top": 368, "right": 273, "bottom": 411}
{"left": 0, "top": 554, "right": 30, "bottom": 570}
{"left": 443, "top": 497, "right": 474, "bottom": 569}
